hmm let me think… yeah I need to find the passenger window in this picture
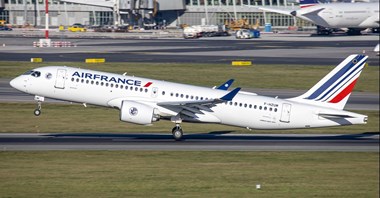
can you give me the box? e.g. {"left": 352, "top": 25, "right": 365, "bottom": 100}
{"left": 45, "top": 73, "right": 52, "bottom": 79}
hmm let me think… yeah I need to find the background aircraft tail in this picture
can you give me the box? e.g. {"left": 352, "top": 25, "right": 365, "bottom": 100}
{"left": 299, "top": 0, "right": 319, "bottom": 8}
{"left": 289, "top": 54, "right": 368, "bottom": 110}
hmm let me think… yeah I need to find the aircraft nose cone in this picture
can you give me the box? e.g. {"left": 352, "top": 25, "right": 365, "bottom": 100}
{"left": 9, "top": 77, "right": 23, "bottom": 92}
{"left": 9, "top": 78, "right": 17, "bottom": 88}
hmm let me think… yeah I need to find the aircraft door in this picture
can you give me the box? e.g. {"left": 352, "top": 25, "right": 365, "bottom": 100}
{"left": 55, "top": 69, "right": 66, "bottom": 89}
{"left": 280, "top": 103, "right": 292, "bottom": 123}
{"left": 151, "top": 87, "right": 158, "bottom": 98}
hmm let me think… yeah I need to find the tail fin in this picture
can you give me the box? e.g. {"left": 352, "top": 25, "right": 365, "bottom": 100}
{"left": 289, "top": 54, "right": 368, "bottom": 110}
{"left": 299, "top": 0, "right": 319, "bottom": 8}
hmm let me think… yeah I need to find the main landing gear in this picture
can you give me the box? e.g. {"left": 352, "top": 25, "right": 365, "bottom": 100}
{"left": 33, "top": 96, "right": 44, "bottom": 116}
{"left": 172, "top": 124, "right": 183, "bottom": 141}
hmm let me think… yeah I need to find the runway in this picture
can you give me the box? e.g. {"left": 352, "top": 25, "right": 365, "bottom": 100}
{"left": 0, "top": 133, "right": 378, "bottom": 151}
{"left": 0, "top": 34, "right": 379, "bottom": 65}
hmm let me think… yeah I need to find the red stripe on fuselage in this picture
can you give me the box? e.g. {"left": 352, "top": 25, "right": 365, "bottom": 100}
{"left": 300, "top": 4, "right": 317, "bottom": 8}
{"left": 144, "top": 82, "right": 153, "bottom": 87}
{"left": 329, "top": 79, "right": 358, "bottom": 103}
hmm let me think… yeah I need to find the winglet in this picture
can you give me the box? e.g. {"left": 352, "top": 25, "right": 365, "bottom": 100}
{"left": 220, "top": 87, "right": 241, "bottom": 101}
{"left": 216, "top": 79, "right": 234, "bottom": 90}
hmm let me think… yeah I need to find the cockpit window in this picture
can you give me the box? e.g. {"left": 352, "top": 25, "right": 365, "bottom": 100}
{"left": 22, "top": 70, "right": 41, "bottom": 78}
{"left": 23, "top": 70, "right": 34, "bottom": 75}
{"left": 31, "top": 71, "right": 41, "bottom": 78}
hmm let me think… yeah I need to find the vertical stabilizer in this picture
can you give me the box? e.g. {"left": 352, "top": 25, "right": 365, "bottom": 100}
{"left": 288, "top": 54, "right": 368, "bottom": 110}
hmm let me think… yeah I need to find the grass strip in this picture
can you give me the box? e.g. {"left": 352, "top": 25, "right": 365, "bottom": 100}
{"left": 0, "top": 151, "right": 378, "bottom": 197}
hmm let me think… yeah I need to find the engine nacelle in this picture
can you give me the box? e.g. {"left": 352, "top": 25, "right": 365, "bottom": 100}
{"left": 120, "top": 100, "right": 159, "bottom": 125}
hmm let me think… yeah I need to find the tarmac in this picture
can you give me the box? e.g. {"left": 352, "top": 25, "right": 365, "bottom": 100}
{"left": 0, "top": 133, "right": 378, "bottom": 151}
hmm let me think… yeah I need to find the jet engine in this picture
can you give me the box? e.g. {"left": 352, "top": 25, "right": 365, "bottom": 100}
{"left": 120, "top": 101, "right": 159, "bottom": 125}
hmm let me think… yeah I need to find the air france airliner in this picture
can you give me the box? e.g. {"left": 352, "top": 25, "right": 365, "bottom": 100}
{"left": 10, "top": 54, "right": 368, "bottom": 140}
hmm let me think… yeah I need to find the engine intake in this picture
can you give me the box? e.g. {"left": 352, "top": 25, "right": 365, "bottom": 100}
{"left": 120, "top": 100, "right": 159, "bottom": 125}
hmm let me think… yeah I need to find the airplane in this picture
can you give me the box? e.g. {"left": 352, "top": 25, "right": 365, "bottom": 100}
{"left": 250, "top": 0, "right": 380, "bottom": 35}
{"left": 10, "top": 54, "right": 368, "bottom": 141}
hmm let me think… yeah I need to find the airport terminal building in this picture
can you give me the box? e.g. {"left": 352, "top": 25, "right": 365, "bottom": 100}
{"left": 0, "top": 0, "right": 377, "bottom": 30}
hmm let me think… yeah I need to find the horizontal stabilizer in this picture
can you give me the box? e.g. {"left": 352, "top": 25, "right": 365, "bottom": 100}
{"left": 318, "top": 113, "right": 354, "bottom": 119}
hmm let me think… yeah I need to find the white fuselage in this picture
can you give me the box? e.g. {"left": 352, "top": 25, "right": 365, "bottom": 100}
{"left": 10, "top": 66, "right": 367, "bottom": 130}
{"left": 298, "top": 2, "right": 379, "bottom": 28}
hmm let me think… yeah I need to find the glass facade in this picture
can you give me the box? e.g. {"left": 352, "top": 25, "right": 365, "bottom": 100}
{"left": 0, "top": 10, "right": 9, "bottom": 22}
{"left": 90, "top": 11, "right": 114, "bottom": 26}
{"left": 2, "top": 0, "right": 315, "bottom": 28}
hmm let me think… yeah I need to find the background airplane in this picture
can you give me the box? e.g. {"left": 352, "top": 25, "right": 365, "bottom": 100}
{"left": 251, "top": 0, "right": 380, "bottom": 35}
{"left": 10, "top": 55, "right": 368, "bottom": 140}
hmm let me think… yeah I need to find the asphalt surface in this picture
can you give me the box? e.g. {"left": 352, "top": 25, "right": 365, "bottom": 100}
{"left": 0, "top": 33, "right": 379, "bottom": 65}
{"left": 0, "top": 133, "right": 378, "bottom": 151}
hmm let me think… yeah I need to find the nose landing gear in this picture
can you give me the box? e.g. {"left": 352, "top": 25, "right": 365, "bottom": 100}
{"left": 34, "top": 96, "right": 44, "bottom": 116}
{"left": 34, "top": 101, "right": 42, "bottom": 116}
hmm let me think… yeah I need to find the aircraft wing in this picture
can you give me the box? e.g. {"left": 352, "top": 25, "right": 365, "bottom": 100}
{"left": 259, "top": 7, "right": 294, "bottom": 16}
{"left": 246, "top": 5, "right": 294, "bottom": 16}
{"left": 157, "top": 87, "right": 241, "bottom": 116}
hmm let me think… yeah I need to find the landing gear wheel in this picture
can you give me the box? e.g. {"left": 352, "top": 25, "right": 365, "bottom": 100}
{"left": 172, "top": 126, "right": 183, "bottom": 141}
{"left": 34, "top": 101, "right": 42, "bottom": 116}
{"left": 34, "top": 109, "right": 41, "bottom": 116}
